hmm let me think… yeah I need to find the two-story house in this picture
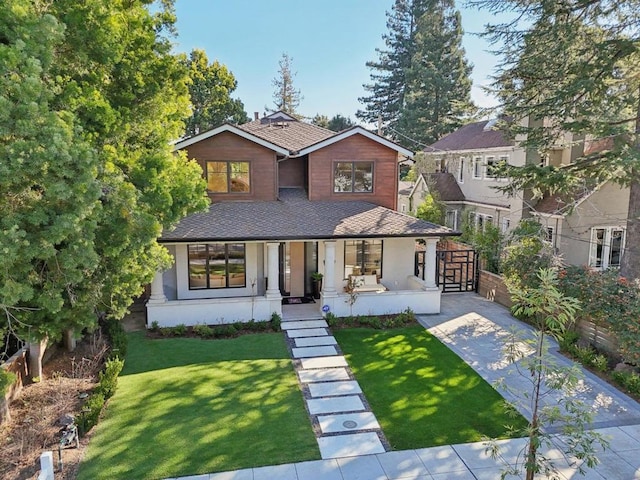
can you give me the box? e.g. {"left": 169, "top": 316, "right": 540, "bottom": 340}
{"left": 146, "top": 112, "right": 454, "bottom": 327}
{"left": 422, "top": 119, "right": 629, "bottom": 269}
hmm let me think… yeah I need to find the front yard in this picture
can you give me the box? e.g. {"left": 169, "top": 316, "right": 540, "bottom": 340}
{"left": 77, "top": 331, "right": 319, "bottom": 480}
{"left": 333, "top": 325, "right": 528, "bottom": 449}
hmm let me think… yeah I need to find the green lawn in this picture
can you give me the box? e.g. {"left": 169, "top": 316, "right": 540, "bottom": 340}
{"left": 77, "top": 332, "right": 319, "bottom": 480}
{"left": 333, "top": 325, "right": 528, "bottom": 450}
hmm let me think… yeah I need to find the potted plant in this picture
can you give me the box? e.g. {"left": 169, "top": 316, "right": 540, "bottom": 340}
{"left": 311, "top": 272, "right": 323, "bottom": 299}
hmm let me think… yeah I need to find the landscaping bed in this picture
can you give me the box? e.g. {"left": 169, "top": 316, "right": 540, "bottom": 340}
{"left": 0, "top": 335, "right": 106, "bottom": 480}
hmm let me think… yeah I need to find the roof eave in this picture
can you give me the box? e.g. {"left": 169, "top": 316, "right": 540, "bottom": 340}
{"left": 297, "top": 127, "right": 414, "bottom": 158}
{"left": 173, "top": 124, "right": 291, "bottom": 155}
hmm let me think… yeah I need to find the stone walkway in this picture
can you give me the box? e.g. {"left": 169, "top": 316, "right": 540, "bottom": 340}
{"left": 166, "top": 295, "right": 640, "bottom": 480}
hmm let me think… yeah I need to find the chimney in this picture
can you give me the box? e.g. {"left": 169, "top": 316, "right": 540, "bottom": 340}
{"left": 254, "top": 112, "right": 259, "bottom": 121}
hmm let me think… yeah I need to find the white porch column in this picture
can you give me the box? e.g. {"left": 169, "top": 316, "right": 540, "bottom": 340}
{"left": 323, "top": 241, "right": 337, "bottom": 294}
{"left": 424, "top": 238, "right": 438, "bottom": 289}
{"left": 266, "top": 242, "right": 281, "bottom": 297}
{"left": 148, "top": 271, "right": 167, "bottom": 303}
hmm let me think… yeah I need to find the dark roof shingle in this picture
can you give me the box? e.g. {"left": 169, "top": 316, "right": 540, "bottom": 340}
{"left": 161, "top": 188, "right": 455, "bottom": 242}
{"left": 427, "top": 119, "right": 513, "bottom": 152}
{"left": 425, "top": 173, "right": 465, "bottom": 202}
{"left": 237, "top": 118, "right": 335, "bottom": 153}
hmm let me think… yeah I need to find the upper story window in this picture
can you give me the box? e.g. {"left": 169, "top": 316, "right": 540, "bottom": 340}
{"left": 334, "top": 162, "right": 373, "bottom": 193}
{"left": 501, "top": 217, "right": 511, "bottom": 233}
{"left": 457, "top": 157, "right": 465, "bottom": 183}
{"left": 472, "top": 156, "right": 483, "bottom": 179}
{"left": 206, "top": 161, "right": 250, "bottom": 193}
{"left": 485, "top": 156, "right": 498, "bottom": 179}
{"left": 188, "top": 243, "right": 246, "bottom": 289}
{"left": 344, "top": 240, "right": 383, "bottom": 277}
{"left": 589, "top": 227, "right": 624, "bottom": 270}
{"left": 445, "top": 209, "right": 458, "bottom": 230}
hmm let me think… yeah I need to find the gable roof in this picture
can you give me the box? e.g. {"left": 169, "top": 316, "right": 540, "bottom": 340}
{"left": 172, "top": 114, "right": 413, "bottom": 158}
{"left": 426, "top": 119, "right": 514, "bottom": 152}
{"left": 160, "top": 188, "right": 454, "bottom": 242}
{"left": 425, "top": 173, "right": 466, "bottom": 202}
{"left": 534, "top": 185, "right": 599, "bottom": 216}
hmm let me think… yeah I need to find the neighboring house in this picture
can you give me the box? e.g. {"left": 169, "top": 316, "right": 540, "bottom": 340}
{"left": 147, "top": 112, "right": 455, "bottom": 327}
{"left": 423, "top": 119, "right": 629, "bottom": 269}
{"left": 408, "top": 173, "right": 465, "bottom": 229}
{"left": 397, "top": 180, "right": 413, "bottom": 214}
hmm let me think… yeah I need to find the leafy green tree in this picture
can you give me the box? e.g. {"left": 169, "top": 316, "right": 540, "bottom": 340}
{"left": 415, "top": 194, "right": 445, "bottom": 224}
{"left": 472, "top": 0, "right": 640, "bottom": 279}
{"left": 358, "top": 0, "right": 475, "bottom": 148}
{"left": 183, "top": 49, "right": 248, "bottom": 136}
{"left": 270, "top": 53, "right": 302, "bottom": 115}
{"left": 487, "top": 269, "right": 607, "bottom": 480}
{"left": 1, "top": 0, "right": 208, "bottom": 366}
{"left": 0, "top": 1, "right": 101, "bottom": 342}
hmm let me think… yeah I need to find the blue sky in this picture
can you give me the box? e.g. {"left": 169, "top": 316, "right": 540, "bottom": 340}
{"left": 172, "top": 0, "right": 502, "bottom": 122}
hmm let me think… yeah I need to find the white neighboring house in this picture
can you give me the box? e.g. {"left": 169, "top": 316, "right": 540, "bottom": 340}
{"left": 423, "top": 119, "right": 630, "bottom": 269}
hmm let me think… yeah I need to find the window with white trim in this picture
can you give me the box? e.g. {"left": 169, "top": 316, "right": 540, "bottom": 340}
{"left": 472, "top": 156, "right": 483, "bottom": 179}
{"left": 501, "top": 218, "right": 511, "bottom": 233}
{"left": 457, "top": 157, "right": 465, "bottom": 183}
{"left": 188, "top": 243, "right": 246, "bottom": 289}
{"left": 445, "top": 210, "right": 458, "bottom": 230}
{"left": 589, "top": 227, "right": 625, "bottom": 269}
{"left": 470, "top": 212, "right": 493, "bottom": 232}
{"left": 485, "top": 156, "right": 498, "bottom": 179}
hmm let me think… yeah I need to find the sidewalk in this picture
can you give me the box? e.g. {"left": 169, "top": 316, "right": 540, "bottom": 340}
{"left": 168, "top": 294, "right": 640, "bottom": 480}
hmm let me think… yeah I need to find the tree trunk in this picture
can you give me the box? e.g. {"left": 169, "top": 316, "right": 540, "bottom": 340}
{"left": 621, "top": 178, "right": 640, "bottom": 280}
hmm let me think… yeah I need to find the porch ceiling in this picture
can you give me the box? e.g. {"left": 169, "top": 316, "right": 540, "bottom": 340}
{"left": 161, "top": 189, "right": 457, "bottom": 243}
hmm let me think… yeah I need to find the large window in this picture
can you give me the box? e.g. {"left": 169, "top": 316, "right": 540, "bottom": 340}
{"left": 344, "top": 240, "right": 383, "bottom": 277}
{"left": 589, "top": 227, "right": 625, "bottom": 270}
{"left": 206, "top": 161, "right": 250, "bottom": 193}
{"left": 334, "top": 162, "right": 373, "bottom": 193}
{"left": 188, "top": 243, "right": 246, "bottom": 289}
{"left": 472, "top": 156, "right": 483, "bottom": 179}
{"left": 457, "top": 157, "right": 465, "bottom": 183}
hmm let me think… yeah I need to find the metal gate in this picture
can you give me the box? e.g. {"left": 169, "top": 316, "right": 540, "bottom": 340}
{"left": 436, "top": 249, "right": 478, "bottom": 293}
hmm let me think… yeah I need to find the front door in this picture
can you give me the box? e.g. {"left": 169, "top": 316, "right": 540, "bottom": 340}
{"left": 279, "top": 242, "right": 318, "bottom": 297}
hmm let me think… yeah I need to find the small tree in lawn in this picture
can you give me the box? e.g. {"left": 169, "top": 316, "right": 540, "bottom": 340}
{"left": 486, "top": 268, "right": 608, "bottom": 480}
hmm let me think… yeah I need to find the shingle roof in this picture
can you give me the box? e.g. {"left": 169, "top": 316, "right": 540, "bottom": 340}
{"left": 398, "top": 181, "right": 414, "bottom": 195}
{"left": 161, "top": 188, "right": 456, "bottom": 242}
{"left": 534, "top": 187, "right": 595, "bottom": 215}
{"left": 237, "top": 118, "right": 335, "bottom": 153}
{"left": 427, "top": 119, "right": 513, "bottom": 152}
{"left": 425, "top": 173, "right": 465, "bottom": 202}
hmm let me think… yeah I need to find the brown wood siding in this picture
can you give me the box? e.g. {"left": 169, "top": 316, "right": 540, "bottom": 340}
{"left": 308, "top": 134, "right": 398, "bottom": 209}
{"left": 181, "top": 131, "right": 277, "bottom": 202}
{"left": 279, "top": 157, "right": 306, "bottom": 188}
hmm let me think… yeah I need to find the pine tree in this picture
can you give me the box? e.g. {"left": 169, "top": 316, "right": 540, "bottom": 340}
{"left": 358, "top": 0, "right": 474, "bottom": 148}
{"left": 472, "top": 0, "right": 640, "bottom": 279}
{"left": 270, "top": 53, "right": 302, "bottom": 115}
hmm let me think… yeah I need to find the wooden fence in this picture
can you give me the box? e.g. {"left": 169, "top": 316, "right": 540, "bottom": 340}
{"left": 477, "top": 270, "right": 620, "bottom": 355}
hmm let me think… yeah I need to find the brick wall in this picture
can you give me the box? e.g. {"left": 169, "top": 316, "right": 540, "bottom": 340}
{"left": 477, "top": 270, "right": 513, "bottom": 309}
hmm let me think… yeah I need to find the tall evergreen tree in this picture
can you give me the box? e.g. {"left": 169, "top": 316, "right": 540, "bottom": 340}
{"left": 472, "top": 0, "right": 640, "bottom": 279}
{"left": 270, "top": 53, "right": 302, "bottom": 115}
{"left": 183, "top": 49, "right": 248, "bottom": 137}
{"left": 358, "top": 0, "right": 474, "bottom": 148}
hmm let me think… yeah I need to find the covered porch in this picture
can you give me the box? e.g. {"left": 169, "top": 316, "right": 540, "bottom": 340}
{"left": 146, "top": 237, "right": 441, "bottom": 327}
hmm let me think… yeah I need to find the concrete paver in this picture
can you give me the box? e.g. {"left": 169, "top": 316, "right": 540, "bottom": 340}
{"left": 281, "top": 319, "right": 328, "bottom": 330}
{"left": 287, "top": 327, "right": 328, "bottom": 337}
{"left": 295, "top": 459, "right": 343, "bottom": 480}
{"left": 307, "top": 395, "right": 365, "bottom": 414}
{"left": 309, "top": 380, "right": 362, "bottom": 397}
{"left": 317, "top": 412, "right": 380, "bottom": 434}
{"left": 414, "top": 445, "right": 470, "bottom": 475}
{"left": 318, "top": 432, "right": 386, "bottom": 459}
{"left": 292, "top": 345, "right": 338, "bottom": 358}
{"left": 295, "top": 335, "right": 338, "bottom": 347}
{"left": 301, "top": 356, "right": 348, "bottom": 369}
{"left": 376, "top": 450, "right": 429, "bottom": 479}
{"left": 298, "top": 367, "right": 351, "bottom": 383}
{"left": 253, "top": 463, "right": 298, "bottom": 480}
{"left": 336, "top": 455, "right": 387, "bottom": 480}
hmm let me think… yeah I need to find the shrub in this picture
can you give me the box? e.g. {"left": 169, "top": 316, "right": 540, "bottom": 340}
{"left": 193, "top": 324, "right": 213, "bottom": 338}
{"left": 102, "top": 316, "right": 128, "bottom": 360}
{"left": 96, "top": 358, "right": 124, "bottom": 399}
{"left": 613, "top": 370, "right": 640, "bottom": 395}
{"left": 0, "top": 369, "right": 17, "bottom": 396}
{"left": 77, "top": 392, "right": 105, "bottom": 436}
{"left": 270, "top": 312, "right": 282, "bottom": 331}
{"left": 150, "top": 321, "right": 159, "bottom": 331}
{"left": 558, "top": 330, "right": 580, "bottom": 353}
{"left": 173, "top": 324, "right": 187, "bottom": 336}
{"left": 592, "top": 354, "right": 609, "bottom": 373}
{"left": 324, "top": 312, "right": 338, "bottom": 327}
{"left": 572, "top": 344, "right": 597, "bottom": 366}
